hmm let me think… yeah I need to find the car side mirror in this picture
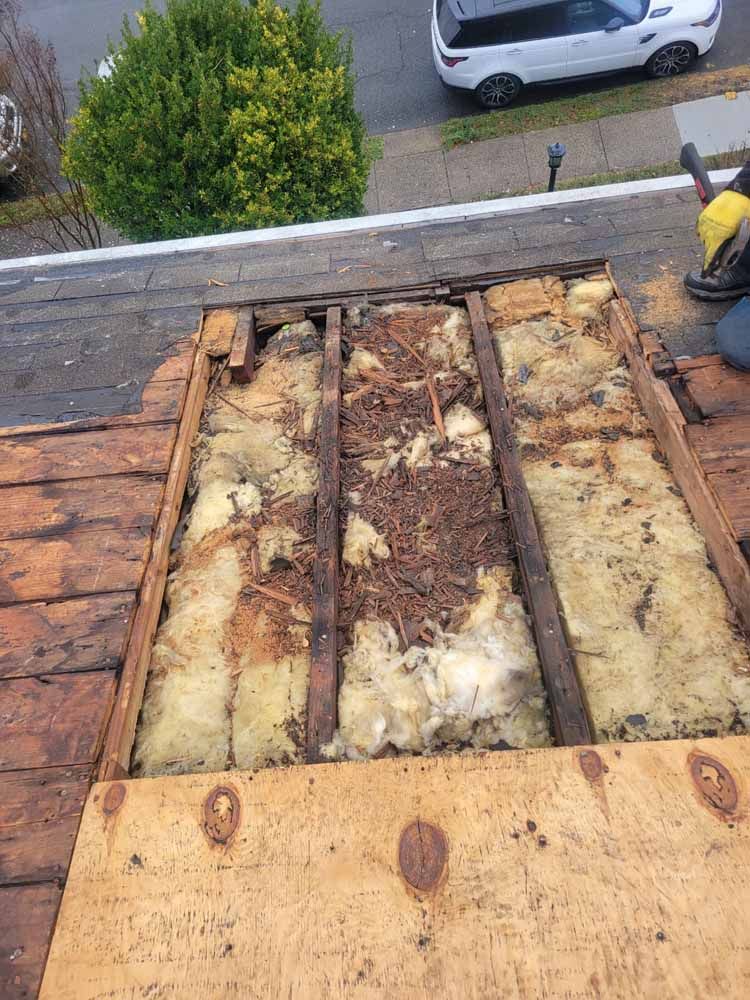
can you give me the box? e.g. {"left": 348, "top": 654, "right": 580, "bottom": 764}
{"left": 605, "top": 16, "right": 625, "bottom": 31}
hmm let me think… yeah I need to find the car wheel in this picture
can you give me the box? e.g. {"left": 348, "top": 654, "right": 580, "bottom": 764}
{"left": 646, "top": 42, "right": 697, "bottom": 78}
{"left": 475, "top": 73, "right": 521, "bottom": 110}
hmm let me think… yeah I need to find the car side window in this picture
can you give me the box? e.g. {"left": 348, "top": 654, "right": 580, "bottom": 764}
{"left": 456, "top": 5, "right": 567, "bottom": 47}
{"left": 566, "top": 0, "right": 624, "bottom": 34}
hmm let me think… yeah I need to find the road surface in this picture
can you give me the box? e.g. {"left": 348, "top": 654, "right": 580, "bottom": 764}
{"left": 18, "top": 0, "right": 750, "bottom": 133}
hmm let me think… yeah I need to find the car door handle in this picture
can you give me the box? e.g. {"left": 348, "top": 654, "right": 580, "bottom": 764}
{"left": 506, "top": 48, "right": 523, "bottom": 54}
{"left": 570, "top": 40, "right": 588, "bottom": 46}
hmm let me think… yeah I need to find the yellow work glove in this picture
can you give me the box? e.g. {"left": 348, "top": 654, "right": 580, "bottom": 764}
{"left": 697, "top": 189, "right": 750, "bottom": 272}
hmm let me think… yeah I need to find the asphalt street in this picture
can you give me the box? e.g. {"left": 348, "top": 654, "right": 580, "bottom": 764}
{"left": 18, "top": 0, "right": 750, "bottom": 133}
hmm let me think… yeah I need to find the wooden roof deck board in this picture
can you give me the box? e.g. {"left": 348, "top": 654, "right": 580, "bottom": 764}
{"left": 0, "top": 593, "right": 135, "bottom": 680}
{"left": 40, "top": 737, "right": 750, "bottom": 999}
{"left": 1, "top": 883, "right": 62, "bottom": 1000}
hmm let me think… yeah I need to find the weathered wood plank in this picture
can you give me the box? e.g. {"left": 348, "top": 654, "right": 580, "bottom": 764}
{"left": 683, "top": 362, "right": 750, "bottom": 419}
{"left": 0, "top": 528, "right": 151, "bottom": 604}
{"left": 708, "top": 470, "right": 750, "bottom": 541}
{"left": 0, "top": 380, "right": 189, "bottom": 438}
{"left": 686, "top": 417, "right": 750, "bottom": 474}
{"left": 306, "top": 307, "right": 342, "bottom": 763}
{"left": 1, "top": 883, "right": 61, "bottom": 1000}
{"left": 0, "top": 672, "right": 116, "bottom": 771}
{"left": 0, "top": 593, "right": 134, "bottom": 680}
{"left": 467, "top": 292, "right": 591, "bottom": 747}
{"left": 41, "top": 736, "right": 750, "bottom": 999}
{"left": 0, "top": 423, "right": 177, "bottom": 485}
{"left": 201, "top": 309, "right": 237, "bottom": 358}
{"left": 0, "top": 765, "right": 90, "bottom": 884}
{"left": 100, "top": 350, "right": 212, "bottom": 780}
{"left": 229, "top": 307, "right": 255, "bottom": 384}
{"left": 674, "top": 353, "right": 724, "bottom": 373}
{"left": 0, "top": 474, "right": 164, "bottom": 541}
{"left": 609, "top": 302, "right": 750, "bottom": 632}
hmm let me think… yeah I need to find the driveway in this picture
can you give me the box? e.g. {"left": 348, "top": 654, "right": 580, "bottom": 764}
{"left": 17, "top": 0, "right": 750, "bottom": 133}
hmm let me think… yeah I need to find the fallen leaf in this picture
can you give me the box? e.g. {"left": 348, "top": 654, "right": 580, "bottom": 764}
{"left": 208, "top": 278, "right": 228, "bottom": 286}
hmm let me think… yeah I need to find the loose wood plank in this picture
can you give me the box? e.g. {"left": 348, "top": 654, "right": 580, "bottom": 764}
{"left": 100, "top": 350, "right": 212, "bottom": 780}
{"left": 0, "top": 528, "right": 151, "bottom": 604}
{"left": 41, "top": 736, "right": 750, "bottom": 999}
{"left": 0, "top": 672, "right": 116, "bottom": 771}
{"left": 201, "top": 309, "right": 237, "bottom": 357}
{"left": 306, "top": 307, "right": 342, "bottom": 763}
{"left": 609, "top": 302, "right": 750, "bottom": 632}
{"left": 229, "top": 307, "right": 256, "bottom": 383}
{"left": 686, "top": 416, "right": 750, "bottom": 474}
{"left": 0, "top": 765, "right": 90, "bottom": 884}
{"left": 683, "top": 362, "right": 750, "bottom": 419}
{"left": 0, "top": 423, "right": 177, "bottom": 485}
{"left": 467, "top": 292, "right": 591, "bottom": 747}
{"left": 0, "top": 593, "right": 134, "bottom": 680}
{"left": 1, "top": 883, "right": 61, "bottom": 1000}
{"left": 0, "top": 474, "right": 164, "bottom": 541}
{"left": 674, "top": 353, "right": 724, "bottom": 373}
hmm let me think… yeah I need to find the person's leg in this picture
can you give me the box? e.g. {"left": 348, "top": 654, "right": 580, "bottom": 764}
{"left": 715, "top": 297, "right": 750, "bottom": 372}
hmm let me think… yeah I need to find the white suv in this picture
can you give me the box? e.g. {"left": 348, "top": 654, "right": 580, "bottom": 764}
{"left": 432, "top": 0, "right": 722, "bottom": 109}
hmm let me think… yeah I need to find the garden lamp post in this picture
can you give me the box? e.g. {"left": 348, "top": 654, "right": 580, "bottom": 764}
{"left": 547, "top": 142, "right": 567, "bottom": 193}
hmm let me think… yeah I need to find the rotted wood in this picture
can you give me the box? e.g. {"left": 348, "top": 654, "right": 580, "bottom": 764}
{"left": 466, "top": 291, "right": 592, "bottom": 747}
{"left": 0, "top": 764, "right": 90, "bottom": 884}
{"left": 609, "top": 301, "right": 750, "bottom": 633}
{"left": 229, "top": 307, "right": 256, "bottom": 384}
{"left": 0, "top": 672, "right": 116, "bottom": 771}
{"left": 306, "top": 306, "right": 342, "bottom": 763}
{"left": 99, "top": 349, "right": 212, "bottom": 780}
{"left": 0, "top": 593, "right": 134, "bottom": 680}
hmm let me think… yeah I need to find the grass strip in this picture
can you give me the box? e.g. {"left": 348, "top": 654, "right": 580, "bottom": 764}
{"left": 441, "top": 65, "right": 750, "bottom": 149}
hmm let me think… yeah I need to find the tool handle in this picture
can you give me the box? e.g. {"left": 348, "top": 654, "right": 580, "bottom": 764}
{"left": 680, "top": 142, "right": 717, "bottom": 208}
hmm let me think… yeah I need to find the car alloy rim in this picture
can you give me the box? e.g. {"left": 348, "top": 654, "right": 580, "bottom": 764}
{"left": 652, "top": 44, "right": 692, "bottom": 76}
{"left": 480, "top": 75, "right": 517, "bottom": 107}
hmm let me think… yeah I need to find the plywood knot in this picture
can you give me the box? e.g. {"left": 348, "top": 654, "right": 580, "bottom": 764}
{"left": 689, "top": 753, "right": 738, "bottom": 818}
{"left": 579, "top": 749, "right": 604, "bottom": 783}
{"left": 102, "top": 783, "right": 126, "bottom": 816}
{"left": 203, "top": 786, "right": 241, "bottom": 845}
{"left": 399, "top": 820, "right": 448, "bottom": 893}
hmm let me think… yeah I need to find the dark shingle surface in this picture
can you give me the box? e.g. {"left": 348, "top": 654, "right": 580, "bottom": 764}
{"left": 0, "top": 188, "right": 714, "bottom": 429}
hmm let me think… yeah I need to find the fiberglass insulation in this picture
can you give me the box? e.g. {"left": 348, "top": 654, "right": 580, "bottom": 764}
{"left": 487, "top": 276, "right": 750, "bottom": 742}
{"left": 133, "top": 322, "right": 322, "bottom": 776}
{"left": 329, "top": 304, "right": 549, "bottom": 759}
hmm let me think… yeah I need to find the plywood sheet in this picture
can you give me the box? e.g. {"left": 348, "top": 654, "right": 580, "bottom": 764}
{"left": 0, "top": 593, "right": 134, "bottom": 680}
{"left": 0, "top": 527, "right": 151, "bottom": 603}
{"left": 0, "top": 765, "right": 90, "bottom": 883}
{"left": 0, "top": 672, "right": 116, "bottom": 771}
{"left": 43, "top": 737, "right": 750, "bottom": 999}
{"left": 0, "top": 474, "right": 164, "bottom": 541}
{"left": 0, "top": 423, "right": 177, "bottom": 485}
{"left": 1, "top": 883, "right": 61, "bottom": 1000}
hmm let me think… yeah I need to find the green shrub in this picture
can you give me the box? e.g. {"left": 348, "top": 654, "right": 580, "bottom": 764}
{"left": 64, "top": 0, "right": 369, "bottom": 240}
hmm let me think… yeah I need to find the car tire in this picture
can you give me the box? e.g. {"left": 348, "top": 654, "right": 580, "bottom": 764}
{"left": 645, "top": 42, "right": 697, "bottom": 78}
{"left": 475, "top": 73, "right": 522, "bottom": 110}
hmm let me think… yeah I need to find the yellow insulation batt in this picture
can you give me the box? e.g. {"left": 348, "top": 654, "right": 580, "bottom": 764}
{"left": 330, "top": 304, "right": 550, "bottom": 759}
{"left": 133, "top": 322, "right": 322, "bottom": 776}
{"left": 488, "top": 276, "right": 750, "bottom": 742}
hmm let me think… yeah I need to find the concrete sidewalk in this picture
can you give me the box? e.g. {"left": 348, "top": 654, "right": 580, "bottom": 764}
{"left": 365, "top": 91, "right": 750, "bottom": 215}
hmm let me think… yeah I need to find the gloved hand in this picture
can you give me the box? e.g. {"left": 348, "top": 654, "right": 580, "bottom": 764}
{"left": 697, "top": 189, "right": 750, "bottom": 272}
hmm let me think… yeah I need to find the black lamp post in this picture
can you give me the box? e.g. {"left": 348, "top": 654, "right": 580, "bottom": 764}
{"left": 547, "top": 142, "right": 567, "bottom": 193}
